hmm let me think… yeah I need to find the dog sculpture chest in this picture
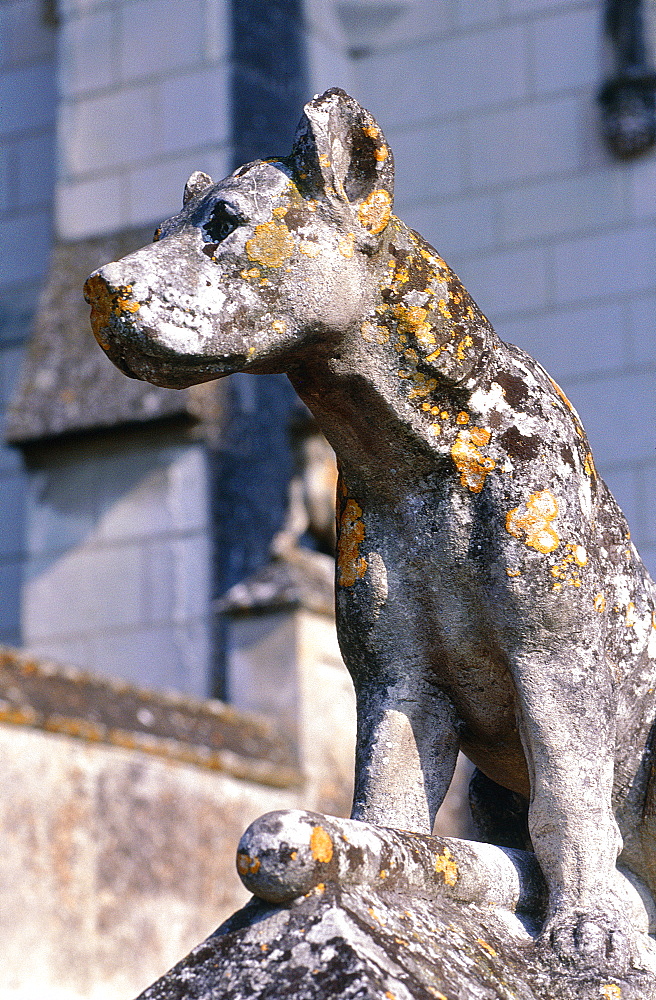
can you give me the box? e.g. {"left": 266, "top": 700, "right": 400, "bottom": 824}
{"left": 85, "top": 89, "right": 656, "bottom": 974}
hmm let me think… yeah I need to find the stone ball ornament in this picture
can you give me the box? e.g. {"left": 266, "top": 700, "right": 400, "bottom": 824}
{"left": 85, "top": 89, "right": 656, "bottom": 990}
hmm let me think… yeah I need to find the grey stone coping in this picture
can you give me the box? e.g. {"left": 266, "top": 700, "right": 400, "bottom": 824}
{"left": 217, "top": 552, "right": 335, "bottom": 617}
{"left": 0, "top": 645, "right": 301, "bottom": 788}
{"left": 135, "top": 881, "right": 656, "bottom": 1000}
{"left": 5, "top": 228, "right": 223, "bottom": 443}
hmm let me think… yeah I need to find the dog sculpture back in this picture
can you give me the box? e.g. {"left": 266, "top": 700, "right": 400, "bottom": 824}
{"left": 85, "top": 88, "right": 656, "bottom": 976}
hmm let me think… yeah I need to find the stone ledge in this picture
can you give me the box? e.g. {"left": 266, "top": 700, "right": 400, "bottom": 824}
{"left": 0, "top": 645, "right": 302, "bottom": 788}
{"left": 136, "top": 882, "right": 656, "bottom": 1000}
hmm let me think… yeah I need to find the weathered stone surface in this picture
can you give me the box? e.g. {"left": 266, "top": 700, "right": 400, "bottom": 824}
{"left": 5, "top": 228, "right": 223, "bottom": 442}
{"left": 0, "top": 644, "right": 301, "bottom": 787}
{"left": 84, "top": 87, "right": 656, "bottom": 982}
{"left": 0, "top": 645, "right": 370, "bottom": 999}
{"left": 137, "top": 884, "right": 656, "bottom": 1000}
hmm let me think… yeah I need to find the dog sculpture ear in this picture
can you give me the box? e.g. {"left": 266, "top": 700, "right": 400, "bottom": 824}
{"left": 291, "top": 88, "right": 395, "bottom": 249}
{"left": 183, "top": 170, "right": 214, "bottom": 206}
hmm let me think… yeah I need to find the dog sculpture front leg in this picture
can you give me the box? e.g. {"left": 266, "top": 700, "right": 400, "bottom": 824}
{"left": 349, "top": 668, "right": 460, "bottom": 834}
{"left": 512, "top": 643, "right": 633, "bottom": 971}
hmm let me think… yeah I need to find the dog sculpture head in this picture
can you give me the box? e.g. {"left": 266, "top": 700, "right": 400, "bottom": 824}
{"left": 84, "top": 88, "right": 396, "bottom": 389}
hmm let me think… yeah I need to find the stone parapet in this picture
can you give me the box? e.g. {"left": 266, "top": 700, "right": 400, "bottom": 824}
{"left": 0, "top": 646, "right": 305, "bottom": 1000}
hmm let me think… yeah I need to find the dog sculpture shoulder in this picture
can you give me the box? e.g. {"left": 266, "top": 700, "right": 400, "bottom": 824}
{"left": 85, "top": 88, "right": 656, "bottom": 975}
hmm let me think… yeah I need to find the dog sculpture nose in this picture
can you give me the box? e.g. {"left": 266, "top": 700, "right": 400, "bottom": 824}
{"left": 83, "top": 271, "right": 141, "bottom": 352}
{"left": 83, "top": 271, "right": 143, "bottom": 378}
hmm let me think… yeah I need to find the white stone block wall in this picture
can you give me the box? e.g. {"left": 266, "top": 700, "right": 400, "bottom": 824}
{"left": 305, "top": 0, "right": 656, "bottom": 575}
{"left": 22, "top": 432, "right": 214, "bottom": 696}
{"left": 0, "top": 1, "right": 57, "bottom": 643}
{"left": 56, "top": 0, "right": 232, "bottom": 239}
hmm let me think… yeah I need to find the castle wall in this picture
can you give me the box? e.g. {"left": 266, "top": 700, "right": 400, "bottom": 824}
{"left": 0, "top": 2, "right": 57, "bottom": 645}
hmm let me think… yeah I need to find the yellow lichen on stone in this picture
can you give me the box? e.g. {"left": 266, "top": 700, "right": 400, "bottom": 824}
{"left": 337, "top": 497, "right": 368, "bottom": 587}
{"left": 456, "top": 411, "right": 469, "bottom": 425}
{"left": 299, "top": 240, "right": 322, "bottom": 257}
{"left": 408, "top": 372, "right": 438, "bottom": 400}
{"left": 550, "top": 543, "right": 588, "bottom": 590}
{"left": 595, "top": 593, "right": 607, "bottom": 613}
{"left": 477, "top": 938, "right": 497, "bottom": 958}
{"left": 506, "top": 491, "right": 560, "bottom": 554}
{"left": 600, "top": 986, "right": 621, "bottom": 1000}
{"left": 360, "top": 320, "right": 390, "bottom": 344}
{"left": 451, "top": 427, "right": 496, "bottom": 492}
{"left": 357, "top": 189, "right": 392, "bottom": 234}
{"left": 236, "top": 852, "right": 261, "bottom": 876}
{"left": 309, "top": 825, "right": 334, "bottom": 863}
{"left": 338, "top": 233, "right": 355, "bottom": 258}
{"left": 271, "top": 319, "right": 287, "bottom": 335}
{"left": 246, "top": 218, "right": 295, "bottom": 267}
{"left": 116, "top": 289, "right": 140, "bottom": 314}
{"left": 434, "top": 847, "right": 458, "bottom": 886}
{"left": 241, "top": 267, "right": 261, "bottom": 280}
{"left": 626, "top": 602, "right": 637, "bottom": 628}
{"left": 391, "top": 304, "right": 435, "bottom": 348}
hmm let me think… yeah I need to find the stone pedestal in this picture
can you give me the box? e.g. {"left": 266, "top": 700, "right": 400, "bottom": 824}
{"left": 224, "top": 594, "right": 356, "bottom": 818}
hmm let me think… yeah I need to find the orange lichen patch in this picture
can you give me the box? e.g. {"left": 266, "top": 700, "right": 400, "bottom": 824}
{"left": 337, "top": 498, "right": 368, "bottom": 586}
{"left": 271, "top": 319, "right": 287, "bottom": 335}
{"left": 408, "top": 373, "right": 438, "bottom": 400}
{"left": 310, "top": 825, "right": 334, "bottom": 863}
{"left": 506, "top": 491, "right": 560, "bottom": 554}
{"left": 550, "top": 377, "right": 575, "bottom": 412}
{"left": 595, "top": 593, "right": 607, "bottom": 613}
{"left": 84, "top": 276, "right": 140, "bottom": 349}
{"left": 429, "top": 424, "right": 441, "bottom": 435}
{"left": 260, "top": 943, "right": 269, "bottom": 952}
{"left": 451, "top": 427, "right": 496, "bottom": 493}
{"left": 290, "top": 851, "right": 297, "bottom": 860}
{"left": 357, "top": 189, "right": 392, "bottom": 234}
{"left": 584, "top": 452, "right": 596, "bottom": 477}
{"left": 437, "top": 298, "right": 452, "bottom": 320}
{"left": 600, "top": 986, "right": 622, "bottom": 1000}
{"left": 379, "top": 869, "right": 389, "bottom": 879}
{"left": 299, "top": 239, "right": 322, "bottom": 257}
{"left": 153, "top": 226, "right": 162, "bottom": 242}
{"left": 456, "top": 411, "right": 469, "bottom": 425}
{"left": 246, "top": 218, "right": 295, "bottom": 267}
{"left": 550, "top": 543, "right": 588, "bottom": 590}
{"left": 385, "top": 992, "right": 396, "bottom": 1000}
{"left": 374, "top": 145, "right": 389, "bottom": 162}
{"left": 456, "top": 334, "right": 474, "bottom": 361}
{"left": 241, "top": 267, "right": 261, "bottom": 280}
{"left": 428, "top": 992, "right": 448, "bottom": 1000}
{"left": 360, "top": 321, "right": 390, "bottom": 345}
{"left": 434, "top": 847, "right": 458, "bottom": 886}
{"left": 477, "top": 938, "right": 497, "bottom": 958}
{"left": 236, "top": 852, "right": 261, "bottom": 876}
{"left": 506, "top": 568, "right": 522, "bottom": 578}
{"left": 338, "top": 233, "right": 355, "bottom": 258}
{"left": 391, "top": 304, "right": 436, "bottom": 349}
{"left": 626, "top": 602, "right": 638, "bottom": 628}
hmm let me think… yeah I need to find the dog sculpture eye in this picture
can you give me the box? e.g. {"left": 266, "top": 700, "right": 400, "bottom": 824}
{"left": 204, "top": 203, "right": 240, "bottom": 244}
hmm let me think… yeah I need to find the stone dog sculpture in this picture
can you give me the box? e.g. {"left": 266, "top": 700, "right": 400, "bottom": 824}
{"left": 84, "top": 89, "right": 656, "bottom": 975}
